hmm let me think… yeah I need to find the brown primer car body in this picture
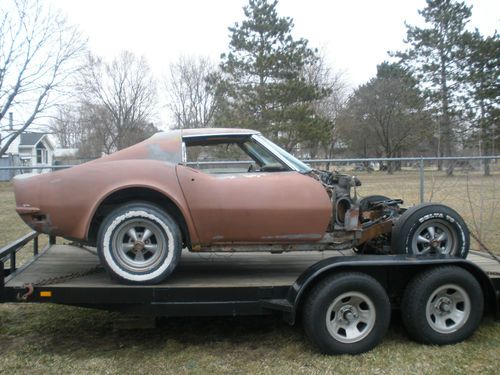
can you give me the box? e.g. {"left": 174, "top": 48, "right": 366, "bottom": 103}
{"left": 14, "top": 128, "right": 336, "bottom": 249}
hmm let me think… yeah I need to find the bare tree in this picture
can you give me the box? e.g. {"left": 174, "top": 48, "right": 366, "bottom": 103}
{"left": 0, "top": 0, "right": 86, "bottom": 155}
{"left": 301, "top": 52, "right": 349, "bottom": 159}
{"left": 78, "top": 51, "right": 158, "bottom": 151}
{"left": 49, "top": 105, "right": 81, "bottom": 148}
{"left": 165, "top": 56, "right": 217, "bottom": 128}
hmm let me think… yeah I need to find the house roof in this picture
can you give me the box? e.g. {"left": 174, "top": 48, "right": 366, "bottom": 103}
{"left": 19, "top": 132, "right": 45, "bottom": 146}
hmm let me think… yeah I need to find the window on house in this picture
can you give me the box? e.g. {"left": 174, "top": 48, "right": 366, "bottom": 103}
{"left": 36, "top": 142, "right": 47, "bottom": 164}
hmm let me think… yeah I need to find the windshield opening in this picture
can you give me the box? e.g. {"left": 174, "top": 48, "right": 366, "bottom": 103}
{"left": 252, "top": 135, "right": 312, "bottom": 173}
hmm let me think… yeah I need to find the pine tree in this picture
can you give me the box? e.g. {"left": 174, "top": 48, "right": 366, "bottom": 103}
{"left": 214, "top": 0, "right": 330, "bottom": 152}
{"left": 395, "top": 0, "right": 472, "bottom": 174}
{"left": 463, "top": 31, "right": 500, "bottom": 158}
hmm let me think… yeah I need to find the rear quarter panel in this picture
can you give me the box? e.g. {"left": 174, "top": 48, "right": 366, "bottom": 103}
{"left": 14, "top": 160, "right": 197, "bottom": 243}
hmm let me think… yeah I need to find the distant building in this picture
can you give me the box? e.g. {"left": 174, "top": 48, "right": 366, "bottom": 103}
{"left": 0, "top": 127, "right": 56, "bottom": 181}
{"left": 0, "top": 131, "right": 55, "bottom": 167}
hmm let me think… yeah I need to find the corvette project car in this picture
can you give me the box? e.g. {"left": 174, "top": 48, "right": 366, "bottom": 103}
{"left": 14, "top": 128, "right": 470, "bottom": 284}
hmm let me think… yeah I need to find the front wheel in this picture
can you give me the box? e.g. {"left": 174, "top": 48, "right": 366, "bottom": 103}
{"left": 97, "top": 202, "right": 182, "bottom": 284}
{"left": 392, "top": 203, "right": 469, "bottom": 258}
{"left": 303, "top": 272, "right": 391, "bottom": 354}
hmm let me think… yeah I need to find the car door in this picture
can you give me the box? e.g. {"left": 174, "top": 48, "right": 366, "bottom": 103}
{"left": 176, "top": 151, "right": 332, "bottom": 245}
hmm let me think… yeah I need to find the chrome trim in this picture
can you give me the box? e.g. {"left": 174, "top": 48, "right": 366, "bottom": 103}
{"left": 182, "top": 132, "right": 259, "bottom": 139}
{"left": 181, "top": 141, "right": 187, "bottom": 164}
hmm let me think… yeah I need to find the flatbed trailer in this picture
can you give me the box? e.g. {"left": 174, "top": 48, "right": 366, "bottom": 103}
{"left": 1, "top": 233, "right": 499, "bottom": 354}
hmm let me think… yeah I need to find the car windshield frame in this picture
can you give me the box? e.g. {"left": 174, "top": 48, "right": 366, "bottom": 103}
{"left": 252, "top": 134, "right": 312, "bottom": 173}
{"left": 181, "top": 132, "right": 312, "bottom": 174}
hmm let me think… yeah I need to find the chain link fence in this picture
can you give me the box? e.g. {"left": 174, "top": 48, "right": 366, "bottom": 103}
{"left": 306, "top": 156, "right": 500, "bottom": 255}
{"left": 1, "top": 156, "right": 499, "bottom": 254}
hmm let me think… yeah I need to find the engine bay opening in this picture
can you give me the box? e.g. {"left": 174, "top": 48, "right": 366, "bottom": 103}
{"left": 336, "top": 198, "right": 351, "bottom": 225}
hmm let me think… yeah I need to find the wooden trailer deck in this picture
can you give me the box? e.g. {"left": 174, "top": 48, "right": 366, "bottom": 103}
{"left": 5, "top": 244, "right": 500, "bottom": 289}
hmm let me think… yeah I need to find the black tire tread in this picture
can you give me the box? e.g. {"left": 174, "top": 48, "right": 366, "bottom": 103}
{"left": 392, "top": 203, "right": 469, "bottom": 257}
{"left": 303, "top": 272, "right": 391, "bottom": 355}
{"left": 401, "top": 266, "right": 483, "bottom": 345}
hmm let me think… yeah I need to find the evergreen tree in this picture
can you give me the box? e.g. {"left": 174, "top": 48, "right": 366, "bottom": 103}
{"left": 462, "top": 31, "right": 500, "bottom": 158}
{"left": 395, "top": 0, "right": 472, "bottom": 174}
{"left": 214, "top": 0, "right": 330, "bottom": 152}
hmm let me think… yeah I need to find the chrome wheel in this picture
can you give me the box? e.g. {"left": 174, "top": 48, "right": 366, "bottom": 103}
{"left": 412, "top": 219, "right": 457, "bottom": 255}
{"left": 112, "top": 219, "right": 167, "bottom": 273}
{"left": 425, "top": 284, "right": 471, "bottom": 334}
{"left": 326, "top": 292, "right": 376, "bottom": 343}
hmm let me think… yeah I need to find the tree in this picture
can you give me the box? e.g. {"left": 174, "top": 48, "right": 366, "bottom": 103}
{"left": 78, "top": 51, "right": 158, "bottom": 151}
{"left": 165, "top": 56, "right": 218, "bottom": 129}
{"left": 0, "top": 0, "right": 86, "bottom": 156}
{"left": 301, "top": 53, "right": 348, "bottom": 159}
{"left": 338, "top": 62, "right": 428, "bottom": 172}
{"left": 214, "top": 0, "right": 330, "bottom": 152}
{"left": 49, "top": 105, "right": 81, "bottom": 148}
{"left": 395, "top": 0, "right": 472, "bottom": 174}
{"left": 462, "top": 31, "right": 500, "bottom": 158}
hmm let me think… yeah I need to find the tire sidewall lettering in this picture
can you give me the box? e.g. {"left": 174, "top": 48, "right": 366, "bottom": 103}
{"left": 400, "top": 208, "right": 468, "bottom": 257}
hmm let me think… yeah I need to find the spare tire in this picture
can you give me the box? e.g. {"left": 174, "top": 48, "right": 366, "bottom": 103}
{"left": 392, "top": 203, "right": 469, "bottom": 258}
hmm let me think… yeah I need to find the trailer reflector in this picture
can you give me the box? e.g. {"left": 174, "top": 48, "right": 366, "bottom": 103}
{"left": 40, "top": 291, "right": 52, "bottom": 297}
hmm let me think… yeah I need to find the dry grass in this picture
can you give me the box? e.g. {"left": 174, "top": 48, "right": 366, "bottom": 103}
{"left": 0, "top": 176, "right": 499, "bottom": 374}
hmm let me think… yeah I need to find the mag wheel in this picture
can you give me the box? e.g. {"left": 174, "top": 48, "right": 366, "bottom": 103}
{"left": 392, "top": 203, "right": 469, "bottom": 257}
{"left": 401, "top": 266, "right": 483, "bottom": 345}
{"left": 97, "top": 202, "right": 182, "bottom": 284}
{"left": 303, "top": 272, "right": 390, "bottom": 355}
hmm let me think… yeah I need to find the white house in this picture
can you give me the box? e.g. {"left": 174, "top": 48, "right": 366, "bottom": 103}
{"left": 0, "top": 131, "right": 55, "bottom": 167}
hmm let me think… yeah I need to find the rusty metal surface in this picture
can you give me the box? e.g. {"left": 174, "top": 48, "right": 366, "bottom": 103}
{"left": 176, "top": 165, "right": 332, "bottom": 245}
{"left": 357, "top": 221, "right": 393, "bottom": 244}
{"left": 12, "top": 128, "right": 391, "bottom": 252}
{"left": 14, "top": 130, "right": 197, "bottom": 242}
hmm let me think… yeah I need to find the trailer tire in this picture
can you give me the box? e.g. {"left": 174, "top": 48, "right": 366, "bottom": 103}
{"left": 401, "top": 266, "right": 483, "bottom": 345}
{"left": 303, "top": 272, "right": 390, "bottom": 355}
{"left": 97, "top": 202, "right": 182, "bottom": 284}
{"left": 392, "top": 203, "right": 469, "bottom": 257}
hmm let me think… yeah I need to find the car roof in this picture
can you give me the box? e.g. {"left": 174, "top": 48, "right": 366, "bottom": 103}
{"left": 180, "top": 128, "right": 259, "bottom": 137}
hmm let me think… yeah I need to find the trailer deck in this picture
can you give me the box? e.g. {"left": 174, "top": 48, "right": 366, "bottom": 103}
{"left": 2, "top": 243, "right": 499, "bottom": 313}
{"left": 4, "top": 245, "right": 349, "bottom": 288}
{"left": 5, "top": 244, "right": 500, "bottom": 287}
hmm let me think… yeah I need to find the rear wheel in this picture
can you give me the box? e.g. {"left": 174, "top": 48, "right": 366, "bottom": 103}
{"left": 303, "top": 272, "right": 390, "bottom": 354}
{"left": 401, "top": 266, "right": 483, "bottom": 345}
{"left": 97, "top": 202, "right": 182, "bottom": 284}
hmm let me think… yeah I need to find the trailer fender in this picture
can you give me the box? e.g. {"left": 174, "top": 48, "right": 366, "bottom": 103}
{"left": 284, "top": 255, "right": 498, "bottom": 325}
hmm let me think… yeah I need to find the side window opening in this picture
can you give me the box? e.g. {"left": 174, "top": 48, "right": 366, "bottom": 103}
{"left": 183, "top": 135, "right": 289, "bottom": 174}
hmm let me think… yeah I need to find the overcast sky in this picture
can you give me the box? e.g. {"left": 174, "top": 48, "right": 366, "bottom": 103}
{"left": 48, "top": 0, "right": 499, "bottom": 89}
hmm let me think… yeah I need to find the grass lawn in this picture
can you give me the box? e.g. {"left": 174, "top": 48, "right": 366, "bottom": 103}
{"left": 1, "top": 174, "right": 499, "bottom": 374}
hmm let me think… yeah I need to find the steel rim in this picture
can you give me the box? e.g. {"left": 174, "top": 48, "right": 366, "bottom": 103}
{"left": 411, "top": 219, "right": 457, "bottom": 255}
{"left": 326, "top": 291, "right": 376, "bottom": 343}
{"left": 425, "top": 284, "right": 471, "bottom": 334}
{"left": 112, "top": 219, "right": 167, "bottom": 273}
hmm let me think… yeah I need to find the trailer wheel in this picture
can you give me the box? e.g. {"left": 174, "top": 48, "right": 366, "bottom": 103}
{"left": 97, "top": 202, "right": 182, "bottom": 284}
{"left": 303, "top": 272, "right": 390, "bottom": 355}
{"left": 401, "top": 266, "right": 483, "bottom": 345}
{"left": 392, "top": 203, "right": 469, "bottom": 258}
